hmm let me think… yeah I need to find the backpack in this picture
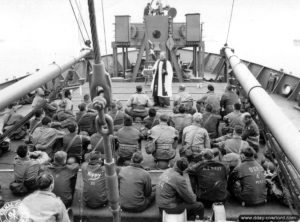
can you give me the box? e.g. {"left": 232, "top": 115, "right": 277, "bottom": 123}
{"left": 78, "top": 112, "right": 97, "bottom": 135}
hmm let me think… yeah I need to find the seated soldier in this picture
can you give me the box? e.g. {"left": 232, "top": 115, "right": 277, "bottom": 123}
{"left": 173, "top": 85, "right": 193, "bottom": 112}
{"left": 187, "top": 149, "right": 227, "bottom": 205}
{"left": 53, "top": 100, "right": 76, "bottom": 128}
{"left": 220, "top": 84, "right": 240, "bottom": 116}
{"left": 148, "top": 114, "right": 178, "bottom": 169}
{"left": 83, "top": 93, "right": 92, "bottom": 107}
{"left": 78, "top": 109, "right": 97, "bottom": 136}
{"left": 143, "top": 107, "right": 159, "bottom": 130}
{"left": 46, "top": 151, "right": 79, "bottom": 207}
{"left": 11, "top": 144, "right": 49, "bottom": 195}
{"left": 181, "top": 113, "right": 210, "bottom": 163}
{"left": 108, "top": 100, "right": 125, "bottom": 131}
{"left": 29, "top": 109, "right": 44, "bottom": 135}
{"left": 171, "top": 104, "right": 193, "bottom": 143}
{"left": 119, "top": 152, "right": 155, "bottom": 212}
{"left": 202, "top": 104, "right": 221, "bottom": 139}
{"left": 31, "top": 87, "right": 57, "bottom": 118}
{"left": 75, "top": 103, "right": 87, "bottom": 123}
{"left": 31, "top": 116, "right": 65, "bottom": 157}
{"left": 223, "top": 103, "right": 244, "bottom": 132}
{"left": 63, "top": 89, "right": 73, "bottom": 112}
{"left": 156, "top": 157, "right": 204, "bottom": 221}
{"left": 215, "top": 125, "right": 249, "bottom": 155}
{"left": 0, "top": 103, "right": 27, "bottom": 140}
{"left": 241, "top": 112, "right": 260, "bottom": 152}
{"left": 125, "top": 85, "right": 153, "bottom": 120}
{"left": 81, "top": 152, "right": 108, "bottom": 208}
{"left": 18, "top": 172, "right": 70, "bottom": 222}
{"left": 197, "top": 84, "right": 220, "bottom": 114}
{"left": 116, "top": 116, "right": 142, "bottom": 166}
{"left": 228, "top": 146, "right": 267, "bottom": 206}
{"left": 63, "top": 122, "right": 90, "bottom": 163}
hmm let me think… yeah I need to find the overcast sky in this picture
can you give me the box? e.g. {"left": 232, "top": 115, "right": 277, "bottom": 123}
{"left": 0, "top": 0, "right": 300, "bottom": 81}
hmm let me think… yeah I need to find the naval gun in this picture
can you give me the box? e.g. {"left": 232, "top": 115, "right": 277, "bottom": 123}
{"left": 112, "top": 6, "right": 205, "bottom": 82}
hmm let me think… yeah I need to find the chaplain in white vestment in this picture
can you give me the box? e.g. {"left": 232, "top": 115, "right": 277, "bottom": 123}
{"left": 151, "top": 51, "right": 173, "bottom": 107}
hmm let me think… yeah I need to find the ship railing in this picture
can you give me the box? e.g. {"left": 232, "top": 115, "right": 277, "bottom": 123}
{"left": 258, "top": 117, "right": 300, "bottom": 214}
{"left": 224, "top": 46, "right": 300, "bottom": 215}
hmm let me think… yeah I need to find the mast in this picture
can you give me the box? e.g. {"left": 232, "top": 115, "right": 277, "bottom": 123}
{"left": 87, "top": 1, "right": 120, "bottom": 222}
{"left": 0, "top": 49, "right": 91, "bottom": 111}
{"left": 224, "top": 46, "right": 300, "bottom": 174}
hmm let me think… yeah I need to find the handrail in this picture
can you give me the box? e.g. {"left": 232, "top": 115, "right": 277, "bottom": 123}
{"left": 224, "top": 47, "right": 300, "bottom": 174}
{"left": 0, "top": 49, "right": 91, "bottom": 111}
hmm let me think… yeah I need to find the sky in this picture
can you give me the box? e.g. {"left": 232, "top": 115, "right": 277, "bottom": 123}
{"left": 0, "top": 0, "right": 300, "bottom": 82}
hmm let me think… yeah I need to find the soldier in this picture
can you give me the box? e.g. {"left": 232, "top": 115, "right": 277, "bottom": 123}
{"left": 116, "top": 116, "right": 142, "bottom": 166}
{"left": 181, "top": 113, "right": 210, "bottom": 163}
{"left": 81, "top": 152, "right": 107, "bottom": 208}
{"left": 125, "top": 85, "right": 153, "bottom": 120}
{"left": 156, "top": 157, "right": 204, "bottom": 220}
{"left": 187, "top": 149, "right": 228, "bottom": 205}
{"left": 18, "top": 172, "right": 70, "bottom": 222}
{"left": 197, "top": 84, "right": 220, "bottom": 114}
{"left": 220, "top": 84, "right": 240, "bottom": 116}
{"left": 241, "top": 112, "right": 260, "bottom": 152}
{"left": 119, "top": 152, "right": 155, "bottom": 212}
{"left": 228, "top": 146, "right": 267, "bottom": 206}
{"left": 148, "top": 114, "right": 178, "bottom": 169}
{"left": 46, "top": 151, "right": 79, "bottom": 207}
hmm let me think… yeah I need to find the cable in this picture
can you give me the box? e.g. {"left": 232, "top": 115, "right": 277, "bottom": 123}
{"left": 69, "top": 0, "right": 87, "bottom": 46}
{"left": 225, "top": 0, "right": 235, "bottom": 44}
{"left": 88, "top": 0, "right": 101, "bottom": 64}
{"left": 101, "top": 0, "right": 108, "bottom": 56}
{"left": 74, "top": 0, "right": 91, "bottom": 43}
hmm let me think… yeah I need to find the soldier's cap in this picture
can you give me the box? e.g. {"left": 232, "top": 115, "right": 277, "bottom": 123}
{"left": 226, "top": 84, "right": 233, "bottom": 91}
{"left": 78, "top": 103, "right": 86, "bottom": 110}
{"left": 176, "top": 157, "right": 189, "bottom": 172}
{"left": 132, "top": 152, "right": 143, "bottom": 164}
{"left": 136, "top": 85, "right": 143, "bottom": 91}
{"left": 207, "top": 84, "right": 214, "bottom": 91}
{"left": 179, "top": 84, "right": 185, "bottom": 91}
{"left": 240, "top": 146, "right": 256, "bottom": 157}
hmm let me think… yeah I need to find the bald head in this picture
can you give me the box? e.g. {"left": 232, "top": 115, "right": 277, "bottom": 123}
{"left": 160, "top": 51, "right": 166, "bottom": 60}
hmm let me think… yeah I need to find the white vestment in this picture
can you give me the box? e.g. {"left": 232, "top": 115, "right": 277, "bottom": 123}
{"left": 151, "top": 59, "right": 173, "bottom": 98}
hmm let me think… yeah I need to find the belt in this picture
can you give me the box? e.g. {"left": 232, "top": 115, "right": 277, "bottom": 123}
{"left": 156, "top": 143, "right": 173, "bottom": 150}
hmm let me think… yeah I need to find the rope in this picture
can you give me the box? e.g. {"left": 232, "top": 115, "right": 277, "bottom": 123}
{"left": 74, "top": 0, "right": 91, "bottom": 43}
{"left": 101, "top": 0, "right": 108, "bottom": 56}
{"left": 88, "top": 0, "right": 101, "bottom": 64}
{"left": 69, "top": 0, "right": 88, "bottom": 46}
{"left": 225, "top": 0, "right": 235, "bottom": 44}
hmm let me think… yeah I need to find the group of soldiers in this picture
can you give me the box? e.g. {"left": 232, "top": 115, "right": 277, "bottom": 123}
{"left": 0, "top": 81, "right": 282, "bottom": 221}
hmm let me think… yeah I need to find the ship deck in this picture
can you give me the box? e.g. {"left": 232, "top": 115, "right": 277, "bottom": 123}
{"left": 0, "top": 79, "right": 298, "bottom": 221}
